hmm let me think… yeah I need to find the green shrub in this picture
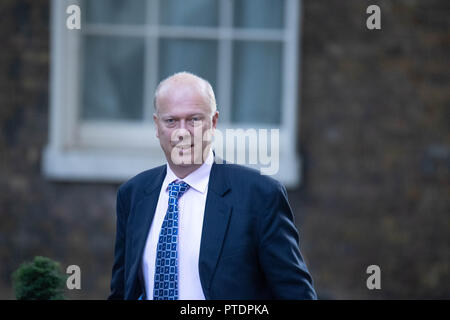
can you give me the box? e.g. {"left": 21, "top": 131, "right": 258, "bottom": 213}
{"left": 12, "top": 256, "right": 67, "bottom": 300}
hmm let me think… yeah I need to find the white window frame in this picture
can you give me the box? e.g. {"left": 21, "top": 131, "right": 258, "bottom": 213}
{"left": 43, "top": 0, "right": 303, "bottom": 187}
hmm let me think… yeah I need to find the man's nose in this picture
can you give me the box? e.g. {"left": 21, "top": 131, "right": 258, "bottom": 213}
{"left": 178, "top": 119, "right": 187, "bottom": 129}
{"left": 177, "top": 120, "right": 194, "bottom": 136}
{"left": 173, "top": 126, "right": 191, "bottom": 143}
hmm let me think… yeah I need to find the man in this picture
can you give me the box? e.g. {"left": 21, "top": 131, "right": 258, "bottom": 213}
{"left": 108, "top": 72, "right": 316, "bottom": 300}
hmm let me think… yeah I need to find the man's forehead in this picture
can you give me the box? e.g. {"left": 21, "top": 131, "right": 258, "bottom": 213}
{"left": 160, "top": 85, "right": 202, "bottom": 100}
{"left": 158, "top": 84, "right": 208, "bottom": 106}
{"left": 160, "top": 76, "right": 205, "bottom": 95}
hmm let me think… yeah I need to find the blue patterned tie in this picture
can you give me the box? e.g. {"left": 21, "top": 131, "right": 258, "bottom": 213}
{"left": 153, "top": 180, "right": 190, "bottom": 300}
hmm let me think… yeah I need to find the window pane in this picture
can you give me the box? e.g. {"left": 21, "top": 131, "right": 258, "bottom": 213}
{"left": 85, "top": 0, "right": 147, "bottom": 25}
{"left": 160, "top": 0, "right": 218, "bottom": 27}
{"left": 234, "top": 0, "right": 284, "bottom": 29}
{"left": 82, "top": 36, "right": 145, "bottom": 120}
{"left": 159, "top": 39, "right": 217, "bottom": 92}
{"left": 232, "top": 41, "right": 282, "bottom": 124}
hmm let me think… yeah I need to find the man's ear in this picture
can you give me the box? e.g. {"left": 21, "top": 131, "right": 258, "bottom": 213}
{"left": 212, "top": 110, "right": 219, "bottom": 129}
{"left": 153, "top": 113, "right": 159, "bottom": 139}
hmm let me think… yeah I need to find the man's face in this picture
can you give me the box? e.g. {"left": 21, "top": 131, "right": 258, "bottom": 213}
{"left": 153, "top": 84, "right": 218, "bottom": 168}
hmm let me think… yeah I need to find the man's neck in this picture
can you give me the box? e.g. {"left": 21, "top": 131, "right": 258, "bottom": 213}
{"left": 166, "top": 147, "right": 214, "bottom": 179}
{"left": 168, "top": 163, "right": 203, "bottom": 179}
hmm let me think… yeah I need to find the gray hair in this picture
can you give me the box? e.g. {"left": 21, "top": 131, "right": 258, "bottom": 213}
{"left": 153, "top": 71, "right": 217, "bottom": 114}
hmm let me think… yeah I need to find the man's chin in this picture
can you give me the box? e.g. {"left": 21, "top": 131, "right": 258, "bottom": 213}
{"left": 170, "top": 148, "right": 204, "bottom": 166}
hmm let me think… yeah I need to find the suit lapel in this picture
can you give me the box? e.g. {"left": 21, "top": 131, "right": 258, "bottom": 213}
{"left": 128, "top": 166, "right": 166, "bottom": 298}
{"left": 129, "top": 160, "right": 232, "bottom": 299}
{"left": 133, "top": 166, "right": 167, "bottom": 257}
{"left": 199, "top": 160, "right": 232, "bottom": 298}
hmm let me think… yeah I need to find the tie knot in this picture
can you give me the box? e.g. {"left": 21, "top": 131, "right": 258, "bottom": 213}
{"left": 168, "top": 181, "right": 190, "bottom": 200}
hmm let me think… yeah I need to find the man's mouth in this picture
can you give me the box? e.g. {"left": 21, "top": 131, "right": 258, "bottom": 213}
{"left": 175, "top": 144, "right": 194, "bottom": 149}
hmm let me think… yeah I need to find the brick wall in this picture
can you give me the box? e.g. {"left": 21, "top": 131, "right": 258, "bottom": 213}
{"left": 0, "top": 0, "right": 448, "bottom": 299}
{"left": 0, "top": 0, "right": 116, "bottom": 299}
{"left": 299, "top": 0, "right": 449, "bottom": 298}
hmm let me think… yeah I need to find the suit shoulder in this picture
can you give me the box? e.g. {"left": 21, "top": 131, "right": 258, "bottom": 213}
{"left": 219, "top": 162, "right": 284, "bottom": 193}
{"left": 118, "top": 164, "right": 166, "bottom": 196}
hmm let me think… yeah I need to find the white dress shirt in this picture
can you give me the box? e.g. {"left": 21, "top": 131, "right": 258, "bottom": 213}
{"left": 142, "top": 149, "right": 214, "bottom": 300}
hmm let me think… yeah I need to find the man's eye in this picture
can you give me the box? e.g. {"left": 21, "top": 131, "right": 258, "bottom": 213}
{"left": 165, "top": 119, "right": 174, "bottom": 124}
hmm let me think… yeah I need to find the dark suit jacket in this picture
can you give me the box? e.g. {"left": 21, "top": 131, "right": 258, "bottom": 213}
{"left": 108, "top": 158, "right": 317, "bottom": 300}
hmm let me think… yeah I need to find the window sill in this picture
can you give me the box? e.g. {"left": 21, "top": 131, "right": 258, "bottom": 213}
{"left": 42, "top": 145, "right": 302, "bottom": 188}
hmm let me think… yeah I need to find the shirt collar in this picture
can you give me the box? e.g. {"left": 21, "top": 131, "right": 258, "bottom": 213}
{"left": 162, "top": 149, "right": 214, "bottom": 194}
